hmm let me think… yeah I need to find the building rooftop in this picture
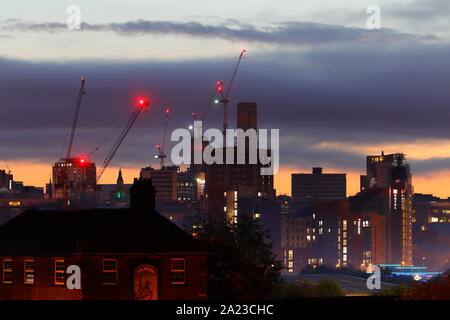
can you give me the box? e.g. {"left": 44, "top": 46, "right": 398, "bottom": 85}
{"left": 0, "top": 208, "right": 205, "bottom": 256}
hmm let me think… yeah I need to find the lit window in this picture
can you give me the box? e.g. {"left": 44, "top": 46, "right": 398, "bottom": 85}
{"left": 3, "top": 259, "right": 13, "bottom": 283}
{"left": 103, "top": 259, "right": 118, "bottom": 285}
{"left": 171, "top": 258, "right": 185, "bottom": 284}
{"left": 54, "top": 260, "right": 65, "bottom": 285}
{"left": 8, "top": 201, "right": 21, "bottom": 207}
{"left": 24, "top": 260, "right": 35, "bottom": 284}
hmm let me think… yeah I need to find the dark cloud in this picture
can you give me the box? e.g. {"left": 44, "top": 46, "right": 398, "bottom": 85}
{"left": 1, "top": 19, "right": 436, "bottom": 46}
{"left": 411, "top": 157, "right": 450, "bottom": 175}
{"left": 1, "top": 38, "right": 450, "bottom": 175}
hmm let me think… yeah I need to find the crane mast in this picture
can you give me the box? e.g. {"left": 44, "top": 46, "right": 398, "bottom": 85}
{"left": 96, "top": 98, "right": 150, "bottom": 183}
{"left": 155, "top": 108, "right": 171, "bottom": 168}
{"left": 60, "top": 78, "right": 86, "bottom": 207}
{"left": 66, "top": 78, "right": 86, "bottom": 160}
{"left": 218, "top": 49, "right": 246, "bottom": 132}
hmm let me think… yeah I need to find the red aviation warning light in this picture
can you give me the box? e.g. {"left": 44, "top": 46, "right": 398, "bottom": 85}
{"left": 137, "top": 97, "right": 150, "bottom": 107}
{"left": 165, "top": 108, "right": 171, "bottom": 114}
{"left": 216, "top": 81, "right": 224, "bottom": 92}
{"left": 77, "top": 157, "right": 88, "bottom": 165}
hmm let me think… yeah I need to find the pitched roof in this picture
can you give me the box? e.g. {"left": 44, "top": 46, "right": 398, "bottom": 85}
{"left": 0, "top": 208, "right": 205, "bottom": 256}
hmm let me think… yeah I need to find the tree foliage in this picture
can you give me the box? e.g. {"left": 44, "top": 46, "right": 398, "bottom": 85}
{"left": 275, "top": 279, "right": 345, "bottom": 298}
{"left": 187, "top": 213, "right": 282, "bottom": 300}
{"left": 401, "top": 273, "right": 450, "bottom": 300}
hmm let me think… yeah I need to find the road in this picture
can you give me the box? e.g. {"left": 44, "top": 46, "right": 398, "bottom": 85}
{"left": 282, "top": 273, "right": 398, "bottom": 296}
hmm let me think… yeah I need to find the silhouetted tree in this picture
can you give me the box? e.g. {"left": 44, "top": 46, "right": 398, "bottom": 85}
{"left": 186, "top": 213, "right": 282, "bottom": 300}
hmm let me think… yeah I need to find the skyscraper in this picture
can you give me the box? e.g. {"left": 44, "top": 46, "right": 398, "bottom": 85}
{"left": 205, "top": 102, "right": 276, "bottom": 220}
{"left": 360, "top": 152, "right": 413, "bottom": 266}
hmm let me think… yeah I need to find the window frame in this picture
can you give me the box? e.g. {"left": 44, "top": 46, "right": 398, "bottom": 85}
{"left": 170, "top": 258, "right": 186, "bottom": 285}
{"left": 54, "top": 259, "right": 65, "bottom": 285}
{"left": 3, "top": 258, "right": 13, "bottom": 284}
{"left": 23, "top": 259, "right": 35, "bottom": 285}
{"left": 102, "top": 258, "right": 118, "bottom": 285}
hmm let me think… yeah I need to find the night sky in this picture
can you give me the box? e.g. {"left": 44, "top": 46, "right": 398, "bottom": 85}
{"left": 1, "top": 0, "right": 450, "bottom": 197}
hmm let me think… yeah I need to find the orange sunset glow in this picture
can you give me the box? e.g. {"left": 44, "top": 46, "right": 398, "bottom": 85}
{"left": 4, "top": 161, "right": 449, "bottom": 199}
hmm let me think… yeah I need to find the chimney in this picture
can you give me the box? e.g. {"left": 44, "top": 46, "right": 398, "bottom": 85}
{"left": 130, "top": 177, "right": 156, "bottom": 211}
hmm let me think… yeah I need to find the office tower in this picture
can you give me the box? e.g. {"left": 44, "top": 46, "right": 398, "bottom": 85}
{"left": 205, "top": 102, "right": 276, "bottom": 220}
{"left": 140, "top": 166, "right": 178, "bottom": 204}
{"left": 291, "top": 167, "right": 346, "bottom": 210}
{"left": 360, "top": 152, "right": 413, "bottom": 266}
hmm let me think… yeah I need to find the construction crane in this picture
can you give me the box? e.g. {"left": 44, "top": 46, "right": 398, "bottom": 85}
{"left": 155, "top": 108, "right": 171, "bottom": 168}
{"left": 96, "top": 97, "right": 150, "bottom": 183}
{"left": 217, "top": 49, "right": 246, "bottom": 132}
{"left": 60, "top": 78, "right": 86, "bottom": 207}
{"left": 192, "top": 86, "right": 220, "bottom": 122}
{"left": 191, "top": 49, "right": 247, "bottom": 126}
{"left": 66, "top": 78, "right": 86, "bottom": 160}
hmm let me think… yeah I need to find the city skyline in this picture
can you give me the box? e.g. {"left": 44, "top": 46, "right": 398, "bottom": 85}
{"left": 1, "top": 0, "right": 450, "bottom": 198}
{"left": 1, "top": 0, "right": 450, "bottom": 303}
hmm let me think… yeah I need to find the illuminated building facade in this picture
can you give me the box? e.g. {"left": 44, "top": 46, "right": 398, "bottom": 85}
{"left": 413, "top": 193, "right": 450, "bottom": 224}
{"left": 360, "top": 152, "right": 413, "bottom": 266}
{"left": 205, "top": 102, "right": 276, "bottom": 220}
{"left": 281, "top": 211, "right": 313, "bottom": 274}
{"left": 177, "top": 169, "right": 205, "bottom": 203}
{"left": 306, "top": 199, "right": 385, "bottom": 270}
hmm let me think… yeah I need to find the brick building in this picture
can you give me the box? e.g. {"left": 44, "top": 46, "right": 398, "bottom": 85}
{"left": 0, "top": 178, "right": 207, "bottom": 300}
{"left": 308, "top": 199, "right": 386, "bottom": 270}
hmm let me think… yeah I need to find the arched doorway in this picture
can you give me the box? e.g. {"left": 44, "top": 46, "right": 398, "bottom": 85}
{"left": 133, "top": 264, "right": 158, "bottom": 300}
